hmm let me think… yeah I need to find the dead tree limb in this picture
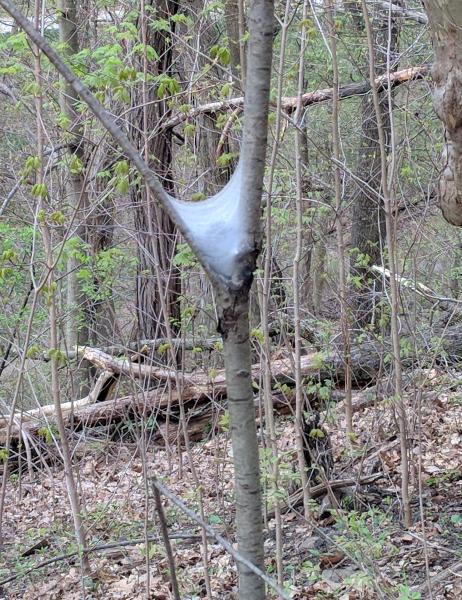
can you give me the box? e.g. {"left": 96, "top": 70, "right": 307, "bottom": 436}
{"left": 162, "top": 66, "right": 429, "bottom": 130}
{"left": 0, "top": 371, "right": 116, "bottom": 428}
{"left": 5, "top": 320, "right": 462, "bottom": 445}
{"left": 77, "top": 347, "right": 183, "bottom": 381}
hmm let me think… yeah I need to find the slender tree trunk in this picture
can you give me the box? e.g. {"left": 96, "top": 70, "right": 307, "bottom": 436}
{"left": 87, "top": 169, "right": 116, "bottom": 346}
{"left": 58, "top": 0, "right": 91, "bottom": 394}
{"left": 326, "top": 0, "right": 353, "bottom": 436}
{"left": 218, "top": 290, "right": 265, "bottom": 598}
{"left": 361, "top": 0, "right": 411, "bottom": 527}
{"left": 225, "top": 0, "right": 244, "bottom": 86}
{"left": 294, "top": 0, "right": 312, "bottom": 519}
{"left": 38, "top": 0, "right": 90, "bottom": 571}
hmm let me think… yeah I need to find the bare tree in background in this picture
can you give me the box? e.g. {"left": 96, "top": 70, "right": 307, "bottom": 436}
{"left": 349, "top": 1, "right": 400, "bottom": 326}
{"left": 129, "top": 0, "right": 181, "bottom": 343}
{"left": 58, "top": 0, "right": 91, "bottom": 394}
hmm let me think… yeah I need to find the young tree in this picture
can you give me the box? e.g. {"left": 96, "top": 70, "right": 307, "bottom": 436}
{"left": 0, "top": 1, "right": 275, "bottom": 597}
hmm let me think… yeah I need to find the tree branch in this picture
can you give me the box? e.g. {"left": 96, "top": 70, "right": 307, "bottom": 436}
{"left": 372, "top": 1, "right": 428, "bottom": 24}
{"left": 162, "top": 65, "right": 429, "bottom": 130}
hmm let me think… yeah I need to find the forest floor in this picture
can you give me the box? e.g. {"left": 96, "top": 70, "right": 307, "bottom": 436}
{"left": 0, "top": 367, "right": 461, "bottom": 599}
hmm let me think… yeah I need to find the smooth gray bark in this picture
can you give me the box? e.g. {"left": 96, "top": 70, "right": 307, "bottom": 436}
{"left": 218, "top": 293, "right": 264, "bottom": 596}
{"left": 213, "top": 1, "right": 274, "bottom": 595}
{"left": 423, "top": 1, "right": 462, "bottom": 226}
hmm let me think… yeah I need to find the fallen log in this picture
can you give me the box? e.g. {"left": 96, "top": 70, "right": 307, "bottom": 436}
{"left": 0, "top": 345, "right": 367, "bottom": 444}
{"left": 0, "top": 371, "right": 117, "bottom": 429}
{"left": 4, "top": 321, "right": 462, "bottom": 445}
{"left": 77, "top": 347, "right": 183, "bottom": 382}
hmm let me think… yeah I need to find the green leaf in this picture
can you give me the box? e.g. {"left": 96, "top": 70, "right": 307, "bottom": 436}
{"left": 150, "top": 18, "right": 170, "bottom": 32}
{"left": 191, "top": 192, "right": 205, "bottom": 202}
{"left": 133, "top": 43, "right": 159, "bottom": 62}
{"left": 184, "top": 123, "right": 195, "bottom": 136}
{"left": 114, "top": 160, "right": 129, "bottom": 176}
{"left": 216, "top": 152, "right": 238, "bottom": 167}
{"left": 31, "top": 183, "right": 48, "bottom": 198}
{"left": 26, "top": 344, "right": 40, "bottom": 359}
{"left": 51, "top": 211, "right": 66, "bottom": 225}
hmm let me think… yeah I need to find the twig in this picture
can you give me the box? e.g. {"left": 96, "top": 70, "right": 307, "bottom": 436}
{"left": 151, "top": 478, "right": 291, "bottom": 600}
{"left": 0, "top": 533, "right": 204, "bottom": 586}
{"left": 216, "top": 107, "right": 242, "bottom": 160}
{"left": 268, "top": 473, "right": 384, "bottom": 518}
{"left": 152, "top": 478, "right": 181, "bottom": 600}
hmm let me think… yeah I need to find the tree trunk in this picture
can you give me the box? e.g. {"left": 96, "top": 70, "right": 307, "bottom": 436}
{"left": 422, "top": 1, "right": 462, "bottom": 226}
{"left": 213, "top": 0, "right": 274, "bottom": 593}
{"left": 87, "top": 153, "right": 117, "bottom": 346}
{"left": 129, "top": 0, "right": 181, "bottom": 342}
{"left": 217, "top": 290, "right": 264, "bottom": 597}
{"left": 224, "top": 0, "right": 244, "bottom": 86}
{"left": 349, "top": 2, "right": 400, "bottom": 326}
{"left": 58, "top": 0, "right": 91, "bottom": 395}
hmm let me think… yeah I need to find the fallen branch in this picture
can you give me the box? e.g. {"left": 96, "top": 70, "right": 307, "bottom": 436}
{"left": 372, "top": 1, "right": 427, "bottom": 25}
{"left": 163, "top": 66, "right": 429, "bottom": 130}
{"left": 413, "top": 560, "right": 462, "bottom": 597}
{"left": 77, "top": 346, "right": 182, "bottom": 381}
{"left": 0, "top": 371, "right": 117, "bottom": 428}
{"left": 268, "top": 473, "right": 384, "bottom": 518}
{"left": 0, "top": 345, "right": 378, "bottom": 437}
{"left": 0, "top": 532, "right": 209, "bottom": 587}
{"left": 372, "top": 265, "right": 462, "bottom": 306}
{"left": 5, "top": 320, "right": 462, "bottom": 444}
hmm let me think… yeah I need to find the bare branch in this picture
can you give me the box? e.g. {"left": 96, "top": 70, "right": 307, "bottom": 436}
{"left": 151, "top": 478, "right": 291, "bottom": 600}
{"left": 162, "top": 66, "right": 429, "bottom": 130}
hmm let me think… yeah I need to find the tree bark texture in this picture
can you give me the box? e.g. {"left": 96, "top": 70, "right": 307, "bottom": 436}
{"left": 349, "top": 3, "right": 400, "bottom": 325}
{"left": 218, "top": 292, "right": 264, "bottom": 598}
{"left": 58, "top": 0, "right": 91, "bottom": 394}
{"left": 423, "top": 1, "right": 462, "bottom": 226}
{"left": 129, "top": 0, "right": 181, "bottom": 341}
{"left": 224, "top": 0, "right": 244, "bottom": 86}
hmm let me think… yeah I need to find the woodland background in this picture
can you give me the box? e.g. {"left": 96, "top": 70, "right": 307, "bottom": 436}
{"left": 0, "top": 0, "right": 461, "bottom": 598}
